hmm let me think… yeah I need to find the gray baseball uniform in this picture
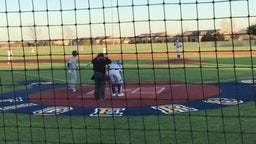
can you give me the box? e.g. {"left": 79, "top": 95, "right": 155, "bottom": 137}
{"left": 68, "top": 56, "right": 77, "bottom": 91}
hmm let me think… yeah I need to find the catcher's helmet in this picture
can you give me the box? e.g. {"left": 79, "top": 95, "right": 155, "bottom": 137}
{"left": 72, "top": 50, "right": 79, "bottom": 56}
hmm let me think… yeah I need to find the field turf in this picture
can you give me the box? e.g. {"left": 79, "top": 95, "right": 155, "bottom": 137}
{"left": 0, "top": 42, "right": 256, "bottom": 143}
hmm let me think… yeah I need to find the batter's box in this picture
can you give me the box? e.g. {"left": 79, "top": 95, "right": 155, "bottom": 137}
{"left": 131, "top": 87, "right": 165, "bottom": 94}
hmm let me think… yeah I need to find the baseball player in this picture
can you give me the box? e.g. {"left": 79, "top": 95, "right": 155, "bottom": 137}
{"left": 67, "top": 50, "right": 79, "bottom": 93}
{"left": 7, "top": 48, "right": 13, "bottom": 64}
{"left": 108, "top": 60, "right": 124, "bottom": 96}
{"left": 174, "top": 40, "right": 182, "bottom": 58}
{"left": 102, "top": 47, "right": 107, "bottom": 54}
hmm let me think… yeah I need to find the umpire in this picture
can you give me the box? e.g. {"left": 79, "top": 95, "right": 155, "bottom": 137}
{"left": 91, "top": 53, "right": 111, "bottom": 100}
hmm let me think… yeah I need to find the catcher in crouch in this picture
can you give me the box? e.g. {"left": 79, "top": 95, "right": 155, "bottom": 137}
{"left": 108, "top": 60, "right": 124, "bottom": 96}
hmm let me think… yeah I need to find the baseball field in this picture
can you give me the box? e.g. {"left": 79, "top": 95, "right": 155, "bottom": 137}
{"left": 0, "top": 41, "right": 256, "bottom": 143}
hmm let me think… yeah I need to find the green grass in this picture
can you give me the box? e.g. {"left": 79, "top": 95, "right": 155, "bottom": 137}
{"left": 1, "top": 103, "right": 256, "bottom": 144}
{"left": 0, "top": 42, "right": 256, "bottom": 143}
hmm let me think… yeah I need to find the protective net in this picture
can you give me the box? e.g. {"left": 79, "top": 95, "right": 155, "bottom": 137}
{"left": 0, "top": 0, "right": 256, "bottom": 143}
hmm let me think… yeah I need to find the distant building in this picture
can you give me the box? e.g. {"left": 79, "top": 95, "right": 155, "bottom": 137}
{"left": 182, "top": 29, "right": 229, "bottom": 42}
{"left": 51, "top": 39, "right": 70, "bottom": 46}
{"left": 102, "top": 37, "right": 122, "bottom": 45}
{"left": 92, "top": 36, "right": 130, "bottom": 45}
{"left": 0, "top": 42, "right": 22, "bottom": 48}
{"left": 136, "top": 32, "right": 175, "bottom": 43}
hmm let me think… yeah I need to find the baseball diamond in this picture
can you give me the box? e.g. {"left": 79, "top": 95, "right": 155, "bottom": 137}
{"left": 0, "top": 52, "right": 255, "bottom": 116}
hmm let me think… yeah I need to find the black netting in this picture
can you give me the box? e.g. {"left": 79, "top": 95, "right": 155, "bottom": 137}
{"left": 0, "top": 0, "right": 256, "bottom": 143}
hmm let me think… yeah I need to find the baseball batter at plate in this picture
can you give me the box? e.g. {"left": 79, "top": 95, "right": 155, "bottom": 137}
{"left": 108, "top": 60, "right": 124, "bottom": 96}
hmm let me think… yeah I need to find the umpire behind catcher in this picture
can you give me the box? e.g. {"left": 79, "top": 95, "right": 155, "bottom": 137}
{"left": 91, "top": 53, "right": 111, "bottom": 100}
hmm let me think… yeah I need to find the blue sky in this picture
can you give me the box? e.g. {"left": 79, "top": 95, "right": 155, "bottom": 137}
{"left": 0, "top": 0, "right": 256, "bottom": 41}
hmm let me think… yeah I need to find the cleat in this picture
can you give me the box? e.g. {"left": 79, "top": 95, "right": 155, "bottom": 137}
{"left": 100, "top": 98, "right": 107, "bottom": 100}
{"left": 71, "top": 89, "right": 77, "bottom": 93}
{"left": 117, "top": 93, "right": 124, "bottom": 96}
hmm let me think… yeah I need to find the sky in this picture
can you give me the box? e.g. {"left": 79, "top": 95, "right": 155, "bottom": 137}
{"left": 0, "top": 0, "right": 256, "bottom": 41}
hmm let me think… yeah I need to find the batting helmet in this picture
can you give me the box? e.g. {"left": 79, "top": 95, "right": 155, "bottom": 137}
{"left": 117, "top": 60, "right": 122, "bottom": 64}
{"left": 72, "top": 50, "right": 79, "bottom": 56}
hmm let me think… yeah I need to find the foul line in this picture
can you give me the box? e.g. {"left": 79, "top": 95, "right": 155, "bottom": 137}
{"left": 14, "top": 71, "right": 67, "bottom": 83}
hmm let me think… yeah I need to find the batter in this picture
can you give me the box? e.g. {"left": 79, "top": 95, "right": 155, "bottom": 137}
{"left": 108, "top": 60, "right": 124, "bottom": 96}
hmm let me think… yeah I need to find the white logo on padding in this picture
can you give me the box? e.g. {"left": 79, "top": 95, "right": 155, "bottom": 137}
{"left": 203, "top": 98, "right": 243, "bottom": 105}
{"left": 240, "top": 79, "right": 256, "bottom": 84}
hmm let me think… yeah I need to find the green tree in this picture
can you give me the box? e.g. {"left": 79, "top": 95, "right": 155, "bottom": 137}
{"left": 247, "top": 24, "right": 256, "bottom": 36}
{"left": 201, "top": 32, "right": 225, "bottom": 41}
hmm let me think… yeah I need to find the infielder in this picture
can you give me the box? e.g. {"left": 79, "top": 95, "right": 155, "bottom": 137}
{"left": 174, "top": 40, "right": 182, "bottom": 58}
{"left": 67, "top": 50, "right": 79, "bottom": 93}
{"left": 108, "top": 60, "right": 124, "bottom": 96}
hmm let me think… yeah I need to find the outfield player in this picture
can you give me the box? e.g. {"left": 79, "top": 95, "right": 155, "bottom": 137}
{"left": 102, "top": 47, "right": 107, "bottom": 54}
{"left": 174, "top": 40, "right": 182, "bottom": 58}
{"left": 7, "top": 48, "right": 13, "bottom": 64}
{"left": 108, "top": 60, "right": 124, "bottom": 96}
{"left": 67, "top": 50, "right": 79, "bottom": 93}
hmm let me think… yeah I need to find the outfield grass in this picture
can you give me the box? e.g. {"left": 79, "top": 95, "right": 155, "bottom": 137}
{"left": 0, "top": 42, "right": 256, "bottom": 143}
